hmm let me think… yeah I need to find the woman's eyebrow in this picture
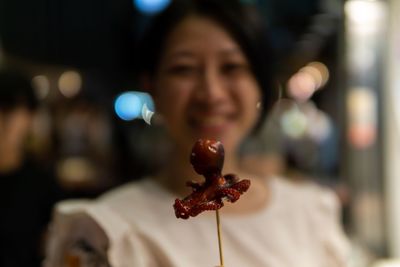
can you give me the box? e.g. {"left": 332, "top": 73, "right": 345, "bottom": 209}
{"left": 163, "top": 47, "right": 243, "bottom": 61}
{"left": 165, "top": 50, "right": 195, "bottom": 60}
{"left": 219, "top": 48, "right": 242, "bottom": 57}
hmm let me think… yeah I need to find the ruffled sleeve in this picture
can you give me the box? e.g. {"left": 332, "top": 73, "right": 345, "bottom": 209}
{"left": 44, "top": 199, "right": 154, "bottom": 267}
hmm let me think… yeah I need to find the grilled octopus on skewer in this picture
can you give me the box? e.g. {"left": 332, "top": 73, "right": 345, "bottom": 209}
{"left": 174, "top": 139, "right": 251, "bottom": 219}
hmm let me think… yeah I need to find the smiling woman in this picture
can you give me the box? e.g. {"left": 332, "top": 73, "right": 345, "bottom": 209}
{"left": 151, "top": 15, "right": 261, "bottom": 157}
{"left": 44, "top": 1, "right": 351, "bottom": 266}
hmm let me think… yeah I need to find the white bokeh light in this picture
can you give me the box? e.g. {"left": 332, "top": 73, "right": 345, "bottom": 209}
{"left": 32, "top": 75, "right": 50, "bottom": 100}
{"left": 345, "top": 0, "right": 386, "bottom": 35}
{"left": 58, "top": 70, "right": 82, "bottom": 98}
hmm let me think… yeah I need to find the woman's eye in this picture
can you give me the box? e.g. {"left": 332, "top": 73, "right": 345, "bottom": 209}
{"left": 168, "top": 65, "right": 196, "bottom": 75}
{"left": 221, "top": 63, "right": 247, "bottom": 74}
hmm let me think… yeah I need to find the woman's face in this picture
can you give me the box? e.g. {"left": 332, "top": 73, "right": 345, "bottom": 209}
{"left": 151, "top": 16, "right": 261, "bottom": 155}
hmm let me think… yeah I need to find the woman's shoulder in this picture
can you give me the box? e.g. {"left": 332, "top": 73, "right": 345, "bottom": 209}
{"left": 98, "top": 178, "right": 152, "bottom": 204}
{"left": 273, "top": 176, "right": 338, "bottom": 201}
{"left": 52, "top": 177, "right": 174, "bottom": 228}
{"left": 50, "top": 179, "right": 154, "bottom": 218}
{"left": 271, "top": 176, "right": 351, "bottom": 262}
{"left": 271, "top": 176, "right": 342, "bottom": 219}
{"left": 98, "top": 177, "right": 173, "bottom": 214}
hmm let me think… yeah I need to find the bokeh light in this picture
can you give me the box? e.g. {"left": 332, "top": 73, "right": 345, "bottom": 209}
{"left": 58, "top": 70, "right": 82, "bottom": 98}
{"left": 347, "top": 87, "right": 377, "bottom": 149}
{"left": 134, "top": 0, "right": 170, "bottom": 15}
{"left": 307, "top": 110, "right": 332, "bottom": 144}
{"left": 32, "top": 75, "right": 50, "bottom": 100}
{"left": 307, "top": 61, "right": 329, "bottom": 88}
{"left": 280, "top": 107, "right": 308, "bottom": 139}
{"left": 114, "top": 92, "right": 142, "bottom": 121}
{"left": 287, "top": 61, "right": 330, "bottom": 102}
{"left": 134, "top": 91, "right": 155, "bottom": 112}
{"left": 287, "top": 71, "right": 316, "bottom": 102}
{"left": 299, "top": 65, "right": 323, "bottom": 89}
{"left": 114, "top": 91, "right": 155, "bottom": 122}
{"left": 345, "top": 0, "right": 386, "bottom": 35}
{"left": 345, "top": 0, "right": 385, "bottom": 26}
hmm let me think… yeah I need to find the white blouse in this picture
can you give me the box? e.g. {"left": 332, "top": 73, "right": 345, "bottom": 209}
{"left": 44, "top": 177, "right": 351, "bottom": 267}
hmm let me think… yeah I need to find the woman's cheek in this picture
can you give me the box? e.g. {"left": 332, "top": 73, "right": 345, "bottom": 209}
{"left": 154, "top": 89, "right": 189, "bottom": 126}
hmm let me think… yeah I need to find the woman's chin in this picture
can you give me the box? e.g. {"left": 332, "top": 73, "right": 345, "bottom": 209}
{"left": 189, "top": 128, "right": 239, "bottom": 152}
{"left": 192, "top": 123, "right": 232, "bottom": 139}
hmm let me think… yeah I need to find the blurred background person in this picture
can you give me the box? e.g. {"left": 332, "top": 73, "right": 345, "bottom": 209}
{"left": 0, "top": 69, "right": 65, "bottom": 267}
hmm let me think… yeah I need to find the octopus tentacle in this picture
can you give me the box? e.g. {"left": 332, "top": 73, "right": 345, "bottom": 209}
{"left": 217, "top": 188, "right": 241, "bottom": 203}
{"left": 189, "top": 200, "right": 224, "bottom": 217}
{"left": 230, "top": 180, "right": 251, "bottom": 194}
{"left": 173, "top": 139, "right": 251, "bottom": 219}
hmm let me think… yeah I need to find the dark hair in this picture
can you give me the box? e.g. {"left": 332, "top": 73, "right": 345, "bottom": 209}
{"left": 136, "top": 0, "right": 277, "bottom": 129}
{"left": 0, "top": 69, "right": 38, "bottom": 112}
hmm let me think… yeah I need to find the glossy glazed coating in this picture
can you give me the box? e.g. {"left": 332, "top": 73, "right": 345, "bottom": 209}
{"left": 174, "top": 139, "right": 251, "bottom": 219}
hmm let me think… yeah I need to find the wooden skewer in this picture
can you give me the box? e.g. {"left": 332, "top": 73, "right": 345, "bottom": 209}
{"left": 216, "top": 209, "right": 224, "bottom": 267}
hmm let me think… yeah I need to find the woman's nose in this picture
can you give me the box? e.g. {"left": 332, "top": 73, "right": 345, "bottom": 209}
{"left": 194, "top": 69, "right": 227, "bottom": 103}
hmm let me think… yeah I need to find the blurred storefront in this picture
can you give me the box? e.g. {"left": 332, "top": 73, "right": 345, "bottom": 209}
{"left": 383, "top": 0, "right": 400, "bottom": 262}
{"left": 344, "top": 0, "right": 387, "bottom": 258}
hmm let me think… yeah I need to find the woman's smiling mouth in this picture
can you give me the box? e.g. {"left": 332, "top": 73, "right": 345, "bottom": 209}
{"left": 188, "top": 114, "right": 236, "bottom": 136}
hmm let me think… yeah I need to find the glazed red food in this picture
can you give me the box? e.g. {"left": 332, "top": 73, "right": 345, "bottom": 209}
{"left": 173, "top": 139, "right": 251, "bottom": 219}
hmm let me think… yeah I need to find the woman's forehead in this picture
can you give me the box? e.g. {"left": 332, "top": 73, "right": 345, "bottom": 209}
{"left": 163, "top": 47, "right": 244, "bottom": 61}
{"left": 160, "top": 20, "right": 245, "bottom": 61}
{"left": 164, "top": 16, "right": 239, "bottom": 48}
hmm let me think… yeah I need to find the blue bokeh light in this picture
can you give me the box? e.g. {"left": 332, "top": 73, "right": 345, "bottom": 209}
{"left": 114, "top": 91, "right": 155, "bottom": 121}
{"left": 134, "top": 0, "right": 170, "bottom": 15}
{"left": 114, "top": 92, "right": 142, "bottom": 121}
{"left": 134, "top": 91, "right": 155, "bottom": 114}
